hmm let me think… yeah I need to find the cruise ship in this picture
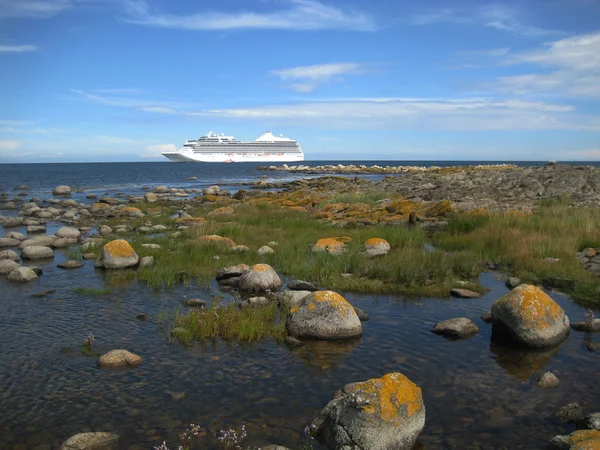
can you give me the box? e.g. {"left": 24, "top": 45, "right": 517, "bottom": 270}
{"left": 162, "top": 131, "right": 304, "bottom": 163}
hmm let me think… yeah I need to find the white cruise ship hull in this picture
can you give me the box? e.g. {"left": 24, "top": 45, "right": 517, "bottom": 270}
{"left": 163, "top": 149, "right": 304, "bottom": 163}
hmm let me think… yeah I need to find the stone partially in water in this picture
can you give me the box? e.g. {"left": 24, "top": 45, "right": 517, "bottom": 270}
{"left": 0, "top": 249, "right": 19, "bottom": 261}
{"left": 450, "top": 288, "right": 482, "bottom": 299}
{"left": 21, "top": 245, "right": 54, "bottom": 260}
{"left": 0, "top": 237, "right": 21, "bottom": 248}
{"left": 583, "top": 413, "right": 600, "bottom": 431}
{"left": 286, "top": 291, "right": 362, "bottom": 340}
{"left": 287, "top": 279, "right": 318, "bottom": 291}
{"left": 55, "top": 226, "right": 81, "bottom": 239}
{"left": 0, "top": 259, "right": 20, "bottom": 274}
{"left": 95, "top": 239, "right": 139, "bottom": 269}
{"left": 61, "top": 431, "right": 119, "bottom": 449}
{"left": 571, "top": 319, "right": 600, "bottom": 332}
{"left": 278, "top": 290, "right": 312, "bottom": 308}
{"left": 52, "top": 185, "right": 72, "bottom": 196}
{"left": 432, "top": 317, "right": 479, "bottom": 339}
{"left": 554, "top": 402, "right": 586, "bottom": 423}
{"left": 7, "top": 266, "right": 38, "bottom": 282}
{"left": 537, "top": 371, "right": 560, "bottom": 388}
{"left": 57, "top": 260, "right": 84, "bottom": 269}
{"left": 238, "top": 263, "right": 282, "bottom": 293}
{"left": 491, "top": 284, "right": 570, "bottom": 348}
{"left": 97, "top": 349, "right": 143, "bottom": 369}
{"left": 548, "top": 429, "right": 600, "bottom": 450}
{"left": 312, "top": 372, "right": 425, "bottom": 450}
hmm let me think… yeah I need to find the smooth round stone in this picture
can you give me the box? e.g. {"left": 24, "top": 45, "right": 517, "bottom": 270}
{"left": 97, "top": 349, "right": 143, "bottom": 368}
{"left": 55, "top": 227, "right": 81, "bottom": 239}
{"left": 0, "top": 249, "right": 19, "bottom": 262}
{"left": 7, "top": 266, "right": 38, "bottom": 282}
{"left": 57, "top": 260, "right": 84, "bottom": 269}
{"left": 0, "top": 259, "right": 20, "bottom": 274}
{"left": 21, "top": 246, "right": 54, "bottom": 260}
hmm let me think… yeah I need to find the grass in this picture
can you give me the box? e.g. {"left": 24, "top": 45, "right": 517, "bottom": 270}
{"left": 64, "top": 245, "right": 84, "bottom": 261}
{"left": 171, "top": 299, "right": 288, "bottom": 343}
{"left": 73, "top": 287, "right": 112, "bottom": 295}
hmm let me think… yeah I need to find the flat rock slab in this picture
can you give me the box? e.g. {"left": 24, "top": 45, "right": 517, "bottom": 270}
{"left": 450, "top": 288, "right": 482, "bottom": 298}
{"left": 287, "top": 279, "right": 319, "bottom": 291}
{"left": 58, "top": 260, "right": 84, "bottom": 269}
{"left": 571, "top": 319, "right": 600, "bottom": 332}
{"left": 61, "top": 431, "right": 119, "bottom": 450}
{"left": 97, "top": 349, "right": 143, "bottom": 369}
{"left": 432, "top": 317, "right": 480, "bottom": 339}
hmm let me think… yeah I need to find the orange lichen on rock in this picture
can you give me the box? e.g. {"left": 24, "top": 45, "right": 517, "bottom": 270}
{"left": 208, "top": 206, "right": 234, "bottom": 216}
{"left": 103, "top": 239, "right": 135, "bottom": 258}
{"left": 497, "top": 284, "right": 564, "bottom": 330}
{"left": 288, "top": 206, "right": 307, "bottom": 212}
{"left": 251, "top": 263, "right": 272, "bottom": 272}
{"left": 350, "top": 373, "right": 423, "bottom": 422}
{"left": 198, "top": 235, "right": 235, "bottom": 247}
{"left": 365, "top": 238, "right": 388, "bottom": 246}
{"left": 422, "top": 200, "right": 452, "bottom": 218}
{"left": 175, "top": 217, "right": 206, "bottom": 225}
{"left": 314, "top": 238, "right": 345, "bottom": 251}
{"left": 384, "top": 199, "right": 417, "bottom": 215}
{"left": 122, "top": 207, "right": 141, "bottom": 213}
{"left": 569, "top": 430, "right": 600, "bottom": 450}
{"left": 312, "top": 291, "right": 353, "bottom": 318}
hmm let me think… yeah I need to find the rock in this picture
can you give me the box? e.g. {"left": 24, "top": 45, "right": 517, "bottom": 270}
{"left": 571, "top": 319, "right": 600, "bottom": 332}
{"left": 153, "top": 185, "right": 169, "bottom": 193}
{"left": 52, "top": 185, "right": 72, "bottom": 196}
{"left": 231, "top": 244, "right": 250, "bottom": 253}
{"left": 238, "top": 263, "right": 282, "bottom": 293}
{"left": 139, "top": 256, "right": 154, "bottom": 267}
{"left": 21, "top": 245, "right": 54, "bottom": 260}
{"left": 13, "top": 185, "right": 28, "bottom": 190}
{"left": 432, "top": 317, "right": 479, "bottom": 338}
{"left": 141, "top": 243, "right": 161, "bottom": 249}
{"left": 353, "top": 306, "right": 369, "bottom": 321}
{"left": 1, "top": 217, "right": 24, "bottom": 227}
{"left": 97, "top": 349, "right": 143, "bottom": 369}
{"left": 0, "top": 249, "right": 19, "bottom": 261}
{"left": 52, "top": 237, "right": 78, "bottom": 249}
{"left": 0, "top": 259, "right": 20, "bottom": 274}
{"left": 32, "top": 289, "right": 56, "bottom": 297}
{"left": 0, "top": 237, "right": 20, "bottom": 247}
{"left": 491, "top": 284, "right": 570, "bottom": 348}
{"left": 61, "top": 432, "right": 119, "bottom": 450}
{"left": 181, "top": 298, "right": 206, "bottom": 308}
{"left": 284, "top": 336, "right": 303, "bottom": 348}
{"left": 288, "top": 279, "right": 319, "bottom": 291}
{"left": 537, "top": 371, "right": 560, "bottom": 388}
{"left": 312, "top": 372, "right": 425, "bottom": 450}
{"left": 583, "top": 413, "right": 600, "bottom": 430}
{"left": 278, "top": 290, "right": 312, "bottom": 308}
{"left": 505, "top": 277, "right": 522, "bottom": 289}
{"left": 450, "top": 288, "right": 482, "bottom": 298}
{"left": 26, "top": 225, "right": 46, "bottom": 234}
{"left": 257, "top": 245, "right": 275, "bottom": 255}
{"left": 555, "top": 402, "right": 586, "bottom": 423}
{"left": 95, "top": 239, "right": 139, "bottom": 269}
{"left": 55, "top": 226, "right": 81, "bottom": 239}
{"left": 198, "top": 234, "right": 235, "bottom": 246}
{"left": 207, "top": 206, "right": 234, "bottom": 216}
{"left": 7, "top": 266, "right": 38, "bottom": 282}
{"left": 57, "top": 260, "right": 84, "bottom": 269}
{"left": 286, "top": 291, "right": 362, "bottom": 339}
{"left": 98, "top": 225, "right": 113, "bottom": 236}
{"left": 5, "top": 231, "right": 26, "bottom": 241}
{"left": 312, "top": 237, "right": 347, "bottom": 255}
{"left": 243, "top": 296, "right": 270, "bottom": 306}
{"left": 144, "top": 192, "right": 158, "bottom": 203}
{"left": 86, "top": 193, "right": 97, "bottom": 199}
{"left": 549, "top": 430, "right": 600, "bottom": 450}
{"left": 29, "top": 266, "right": 43, "bottom": 276}
{"left": 83, "top": 253, "right": 96, "bottom": 260}
{"left": 216, "top": 264, "right": 250, "bottom": 286}
{"left": 20, "top": 235, "right": 57, "bottom": 248}
{"left": 122, "top": 207, "right": 143, "bottom": 217}
{"left": 364, "top": 238, "right": 391, "bottom": 257}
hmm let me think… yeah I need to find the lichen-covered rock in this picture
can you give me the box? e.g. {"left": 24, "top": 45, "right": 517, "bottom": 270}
{"left": 61, "top": 431, "right": 119, "bottom": 450}
{"left": 491, "top": 284, "right": 570, "bottom": 348}
{"left": 238, "top": 263, "right": 281, "bottom": 293}
{"left": 312, "top": 372, "right": 425, "bottom": 450}
{"left": 548, "top": 429, "right": 600, "bottom": 450}
{"left": 364, "top": 238, "right": 391, "bottom": 257}
{"left": 583, "top": 413, "right": 600, "bottom": 431}
{"left": 122, "top": 207, "right": 144, "bottom": 217}
{"left": 153, "top": 185, "right": 169, "bottom": 193}
{"left": 55, "top": 227, "right": 81, "bottom": 239}
{"left": 95, "top": 239, "right": 139, "bottom": 269}
{"left": 312, "top": 237, "right": 349, "bottom": 255}
{"left": 97, "top": 349, "right": 142, "bottom": 368}
{"left": 53, "top": 185, "right": 72, "bottom": 196}
{"left": 0, "top": 249, "right": 19, "bottom": 262}
{"left": 175, "top": 217, "right": 206, "bottom": 226}
{"left": 208, "top": 206, "right": 234, "bottom": 216}
{"left": 198, "top": 234, "right": 235, "bottom": 246}
{"left": 144, "top": 192, "right": 157, "bottom": 203}
{"left": 7, "top": 266, "right": 38, "bottom": 282}
{"left": 286, "top": 291, "right": 362, "bottom": 340}
{"left": 21, "top": 245, "right": 54, "bottom": 260}
{"left": 431, "top": 317, "right": 480, "bottom": 339}
{"left": 0, "top": 259, "right": 20, "bottom": 274}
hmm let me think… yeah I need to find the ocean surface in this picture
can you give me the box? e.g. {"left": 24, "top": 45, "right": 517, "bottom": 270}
{"left": 0, "top": 161, "right": 599, "bottom": 449}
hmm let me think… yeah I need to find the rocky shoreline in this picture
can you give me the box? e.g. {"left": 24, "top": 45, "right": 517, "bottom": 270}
{"left": 258, "top": 162, "right": 518, "bottom": 174}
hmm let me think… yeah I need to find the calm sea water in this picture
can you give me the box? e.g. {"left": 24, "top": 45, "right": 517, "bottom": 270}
{"left": 0, "top": 161, "right": 599, "bottom": 449}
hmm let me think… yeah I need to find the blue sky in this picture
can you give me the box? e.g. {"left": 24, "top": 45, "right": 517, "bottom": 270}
{"left": 1, "top": 0, "right": 599, "bottom": 162}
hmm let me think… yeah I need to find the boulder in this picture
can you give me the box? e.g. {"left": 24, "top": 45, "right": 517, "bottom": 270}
{"left": 95, "top": 239, "right": 139, "bottom": 269}
{"left": 583, "top": 413, "right": 600, "bottom": 431}
{"left": 491, "top": 284, "right": 570, "bottom": 348}
{"left": 0, "top": 237, "right": 20, "bottom": 248}
{"left": 5, "top": 231, "right": 26, "bottom": 241}
{"left": 144, "top": 192, "right": 158, "bottom": 203}
{"left": 19, "top": 235, "right": 57, "bottom": 248}
{"left": 286, "top": 291, "right": 362, "bottom": 340}
{"left": 312, "top": 372, "right": 425, "bottom": 450}
{"left": 364, "top": 238, "right": 391, "bottom": 257}
{"left": 431, "top": 317, "right": 479, "bottom": 338}
{"left": 7, "top": 266, "right": 38, "bottom": 282}
{"left": 555, "top": 402, "right": 587, "bottom": 423}
{"left": 1, "top": 217, "right": 24, "bottom": 227}
{"left": 0, "top": 259, "right": 20, "bottom": 274}
{"left": 216, "top": 264, "right": 250, "bottom": 286}
{"left": 278, "top": 290, "right": 312, "bottom": 308}
{"left": 52, "top": 185, "right": 72, "bottom": 196}
{"left": 153, "top": 185, "right": 169, "bottom": 193}
{"left": 0, "top": 249, "right": 19, "bottom": 261}
{"left": 97, "top": 349, "right": 142, "bottom": 368}
{"left": 450, "top": 288, "right": 482, "bottom": 298}
{"left": 548, "top": 430, "right": 600, "bottom": 450}
{"left": 537, "top": 371, "right": 560, "bottom": 388}
{"left": 52, "top": 238, "right": 78, "bottom": 249}
{"left": 238, "top": 263, "right": 282, "bottom": 293}
{"left": 257, "top": 245, "right": 275, "bottom": 255}
{"left": 21, "top": 245, "right": 54, "bottom": 260}
{"left": 61, "top": 432, "right": 119, "bottom": 450}
{"left": 55, "top": 226, "right": 81, "bottom": 239}
{"left": 122, "top": 207, "right": 144, "bottom": 218}
{"left": 312, "top": 237, "right": 347, "bottom": 255}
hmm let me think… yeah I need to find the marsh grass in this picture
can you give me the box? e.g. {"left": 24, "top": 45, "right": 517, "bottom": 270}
{"left": 73, "top": 287, "right": 112, "bottom": 295}
{"left": 172, "top": 300, "right": 288, "bottom": 343}
{"left": 65, "top": 245, "right": 84, "bottom": 261}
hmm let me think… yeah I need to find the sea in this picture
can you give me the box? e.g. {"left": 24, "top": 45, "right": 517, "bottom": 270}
{"left": 0, "top": 161, "right": 599, "bottom": 449}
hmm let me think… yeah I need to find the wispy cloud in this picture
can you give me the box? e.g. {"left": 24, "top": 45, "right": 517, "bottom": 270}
{"left": 121, "top": 0, "right": 375, "bottom": 31}
{"left": 411, "top": 4, "right": 561, "bottom": 37}
{"left": 69, "top": 88, "right": 190, "bottom": 111}
{"left": 0, "top": 44, "right": 39, "bottom": 53}
{"left": 271, "top": 62, "right": 364, "bottom": 92}
{"left": 0, "top": 0, "right": 70, "bottom": 19}
{"left": 141, "top": 143, "right": 176, "bottom": 159}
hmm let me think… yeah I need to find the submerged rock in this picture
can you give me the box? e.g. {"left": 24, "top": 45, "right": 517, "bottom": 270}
{"left": 491, "top": 284, "right": 570, "bottom": 348}
{"left": 432, "top": 317, "right": 479, "bottom": 339}
{"left": 95, "top": 239, "right": 139, "bottom": 269}
{"left": 286, "top": 290, "right": 362, "bottom": 340}
{"left": 97, "top": 349, "right": 143, "bottom": 369}
{"left": 312, "top": 372, "right": 425, "bottom": 450}
{"left": 537, "top": 371, "right": 560, "bottom": 389}
{"left": 61, "top": 431, "right": 119, "bottom": 450}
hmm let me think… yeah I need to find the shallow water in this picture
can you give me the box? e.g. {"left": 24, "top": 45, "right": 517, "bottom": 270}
{"left": 0, "top": 231, "right": 599, "bottom": 449}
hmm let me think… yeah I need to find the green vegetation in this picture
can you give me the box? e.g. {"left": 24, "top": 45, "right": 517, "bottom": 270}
{"left": 64, "top": 244, "right": 84, "bottom": 261}
{"left": 73, "top": 287, "right": 112, "bottom": 295}
{"left": 171, "top": 299, "right": 288, "bottom": 343}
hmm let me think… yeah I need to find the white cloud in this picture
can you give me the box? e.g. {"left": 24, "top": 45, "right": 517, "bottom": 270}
{"left": 411, "top": 4, "right": 561, "bottom": 37}
{"left": 69, "top": 88, "right": 190, "bottom": 112}
{"left": 0, "top": 45, "right": 39, "bottom": 53}
{"left": 271, "top": 62, "right": 363, "bottom": 92}
{"left": 0, "top": 140, "right": 20, "bottom": 157}
{"left": 0, "top": 0, "right": 70, "bottom": 19}
{"left": 141, "top": 143, "right": 176, "bottom": 158}
{"left": 122, "top": 0, "right": 375, "bottom": 31}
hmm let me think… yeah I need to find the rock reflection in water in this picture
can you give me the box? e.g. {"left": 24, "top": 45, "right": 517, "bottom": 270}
{"left": 288, "top": 338, "right": 362, "bottom": 371}
{"left": 489, "top": 340, "right": 561, "bottom": 380}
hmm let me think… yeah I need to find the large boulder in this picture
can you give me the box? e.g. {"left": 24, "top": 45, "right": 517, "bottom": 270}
{"left": 548, "top": 429, "right": 600, "bottom": 449}
{"left": 19, "top": 235, "right": 57, "bottom": 248}
{"left": 61, "top": 432, "right": 119, "bottom": 450}
{"left": 238, "top": 263, "right": 281, "bottom": 293}
{"left": 312, "top": 237, "right": 348, "bottom": 255}
{"left": 364, "top": 238, "right": 391, "bottom": 257}
{"left": 53, "top": 185, "right": 72, "bottom": 196}
{"left": 95, "top": 239, "right": 139, "bottom": 269}
{"left": 215, "top": 263, "right": 250, "bottom": 287}
{"left": 312, "top": 372, "right": 426, "bottom": 450}
{"left": 7, "top": 266, "right": 38, "bottom": 282}
{"left": 0, "top": 237, "right": 20, "bottom": 248}
{"left": 97, "top": 349, "right": 142, "bottom": 368}
{"left": 0, "top": 259, "right": 20, "bottom": 274}
{"left": 55, "top": 227, "right": 81, "bottom": 239}
{"left": 21, "top": 245, "right": 54, "bottom": 260}
{"left": 491, "top": 284, "right": 570, "bottom": 348}
{"left": 278, "top": 290, "right": 312, "bottom": 308}
{"left": 286, "top": 291, "right": 362, "bottom": 339}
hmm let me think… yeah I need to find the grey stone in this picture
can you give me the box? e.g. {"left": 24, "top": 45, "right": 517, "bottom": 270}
{"left": 257, "top": 245, "right": 275, "bottom": 255}
{"left": 153, "top": 185, "right": 169, "bottom": 193}
{"left": 238, "top": 263, "right": 282, "bottom": 293}
{"left": 571, "top": 319, "right": 600, "bottom": 332}
{"left": 216, "top": 264, "right": 250, "bottom": 282}
{"left": 554, "top": 402, "right": 586, "bottom": 423}
{"left": 583, "top": 413, "right": 600, "bottom": 430}
{"left": 0, "top": 237, "right": 21, "bottom": 247}
{"left": 26, "top": 225, "right": 46, "bottom": 234}
{"left": 0, "top": 259, "right": 20, "bottom": 274}
{"left": 537, "top": 371, "right": 560, "bottom": 388}
{"left": 180, "top": 298, "right": 206, "bottom": 308}
{"left": 283, "top": 336, "right": 303, "bottom": 348}
{"left": 432, "top": 317, "right": 480, "bottom": 339}
{"left": 7, "top": 266, "right": 38, "bottom": 282}
{"left": 5, "top": 231, "right": 26, "bottom": 241}
{"left": 0, "top": 249, "right": 19, "bottom": 261}
{"left": 19, "top": 235, "right": 57, "bottom": 248}
{"left": 2, "top": 217, "right": 24, "bottom": 227}
{"left": 450, "top": 288, "right": 482, "bottom": 298}
{"left": 139, "top": 256, "right": 154, "bottom": 267}
{"left": 481, "top": 311, "right": 492, "bottom": 323}
{"left": 505, "top": 277, "right": 522, "bottom": 289}
{"left": 353, "top": 306, "right": 369, "bottom": 321}
{"left": 278, "top": 290, "right": 312, "bottom": 308}
{"left": 97, "top": 349, "right": 143, "bottom": 368}
{"left": 21, "top": 245, "right": 54, "bottom": 260}
{"left": 57, "top": 260, "right": 84, "bottom": 269}
{"left": 55, "top": 226, "right": 81, "bottom": 239}
{"left": 287, "top": 279, "right": 319, "bottom": 291}
{"left": 52, "top": 237, "right": 78, "bottom": 248}
{"left": 61, "top": 432, "right": 119, "bottom": 450}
